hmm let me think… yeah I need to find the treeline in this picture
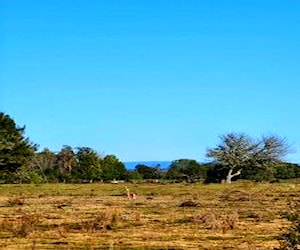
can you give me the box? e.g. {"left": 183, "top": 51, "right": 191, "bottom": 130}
{"left": 0, "top": 112, "right": 299, "bottom": 184}
{"left": 0, "top": 112, "right": 129, "bottom": 183}
{"left": 11, "top": 146, "right": 128, "bottom": 184}
{"left": 134, "top": 159, "right": 300, "bottom": 183}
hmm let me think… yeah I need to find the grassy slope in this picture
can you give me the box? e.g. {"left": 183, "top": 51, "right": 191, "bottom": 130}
{"left": 0, "top": 181, "right": 299, "bottom": 249}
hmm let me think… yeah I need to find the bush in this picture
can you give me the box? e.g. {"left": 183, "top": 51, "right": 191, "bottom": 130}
{"left": 0, "top": 211, "right": 41, "bottom": 237}
{"left": 275, "top": 201, "right": 300, "bottom": 249}
{"left": 275, "top": 163, "right": 296, "bottom": 180}
{"left": 15, "top": 165, "right": 45, "bottom": 184}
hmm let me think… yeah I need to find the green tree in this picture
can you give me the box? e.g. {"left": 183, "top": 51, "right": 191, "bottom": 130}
{"left": 29, "top": 148, "right": 57, "bottom": 182}
{"left": 294, "top": 164, "right": 300, "bottom": 178}
{"left": 73, "top": 147, "right": 102, "bottom": 182}
{"left": 135, "top": 164, "right": 163, "bottom": 179}
{"left": 166, "top": 159, "right": 206, "bottom": 182}
{"left": 14, "top": 164, "right": 45, "bottom": 184}
{"left": 126, "top": 170, "right": 143, "bottom": 181}
{"left": 274, "top": 162, "right": 297, "bottom": 180}
{"left": 206, "top": 133, "right": 290, "bottom": 183}
{"left": 101, "top": 155, "right": 127, "bottom": 181}
{"left": 0, "top": 112, "right": 36, "bottom": 181}
{"left": 56, "top": 145, "right": 77, "bottom": 182}
{"left": 203, "top": 163, "right": 228, "bottom": 183}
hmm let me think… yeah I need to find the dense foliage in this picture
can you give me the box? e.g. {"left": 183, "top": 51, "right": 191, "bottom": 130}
{"left": 166, "top": 159, "right": 209, "bottom": 182}
{"left": 0, "top": 112, "right": 299, "bottom": 183}
{"left": 0, "top": 112, "right": 37, "bottom": 182}
{"left": 135, "top": 164, "right": 164, "bottom": 179}
{"left": 73, "top": 147, "right": 103, "bottom": 182}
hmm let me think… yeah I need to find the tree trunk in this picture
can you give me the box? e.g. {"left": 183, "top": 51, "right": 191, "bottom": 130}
{"left": 226, "top": 168, "right": 242, "bottom": 184}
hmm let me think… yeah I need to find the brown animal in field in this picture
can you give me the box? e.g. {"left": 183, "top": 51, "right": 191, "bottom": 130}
{"left": 125, "top": 186, "right": 137, "bottom": 199}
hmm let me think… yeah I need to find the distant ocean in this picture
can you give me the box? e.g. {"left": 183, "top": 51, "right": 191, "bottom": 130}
{"left": 123, "top": 161, "right": 172, "bottom": 170}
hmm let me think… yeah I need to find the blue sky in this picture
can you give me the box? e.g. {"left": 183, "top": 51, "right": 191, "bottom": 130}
{"left": 1, "top": 0, "right": 300, "bottom": 163}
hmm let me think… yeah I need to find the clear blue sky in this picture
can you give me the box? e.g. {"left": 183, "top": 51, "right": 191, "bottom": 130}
{"left": 1, "top": 0, "right": 300, "bottom": 163}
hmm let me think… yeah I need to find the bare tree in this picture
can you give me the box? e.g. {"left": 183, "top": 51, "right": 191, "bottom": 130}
{"left": 206, "top": 133, "right": 290, "bottom": 184}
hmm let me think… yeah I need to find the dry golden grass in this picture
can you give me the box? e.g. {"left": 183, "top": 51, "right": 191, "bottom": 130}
{"left": 0, "top": 181, "right": 299, "bottom": 249}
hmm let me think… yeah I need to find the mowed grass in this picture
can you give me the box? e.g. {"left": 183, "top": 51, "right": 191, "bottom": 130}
{"left": 0, "top": 181, "right": 299, "bottom": 249}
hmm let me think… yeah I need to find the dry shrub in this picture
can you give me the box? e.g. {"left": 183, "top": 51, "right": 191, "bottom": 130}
{"left": 119, "top": 211, "right": 143, "bottom": 226}
{"left": 240, "top": 210, "right": 264, "bottom": 222}
{"left": 178, "top": 200, "right": 199, "bottom": 207}
{"left": 83, "top": 210, "right": 119, "bottom": 232}
{"left": 5, "top": 197, "right": 25, "bottom": 207}
{"left": 194, "top": 211, "right": 239, "bottom": 232}
{"left": 56, "top": 224, "right": 69, "bottom": 238}
{"left": 220, "top": 190, "right": 267, "bottom": 202}
{"left": 174, "top": 216, "right": 194, "bottom": 224}
{"left": 193, "top": 211, "right": 219, "bottom": 229}
{"left": 134, "top": 211, "right": 141, "bottom": 222}
{"left": 53, "top": 198, "right": 73, "bottom": 209}
{"left": 220, "top": 190, "right": 251, "bottom": 202}
{"left": 222, "top": 212, "right": 239, "bottom": 232}
{"left": 66, "top": 210, "right": 120, "bottom": 233}
{"left": 275, "top": 201, "right": 300, "bottom": 250}
{"left": 0, "top": 211, "right": 41, "bottom": 237}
